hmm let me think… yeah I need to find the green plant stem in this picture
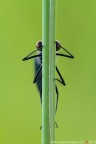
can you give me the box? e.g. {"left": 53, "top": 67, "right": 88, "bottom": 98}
{"left": 42, "top": 0, "right": 56, "bottom": 143}
{"left": 49, "top": 0, "right": 56, "bottom": 141}
{"left": 42, "top": 0, "right": 50, "bottom": 144}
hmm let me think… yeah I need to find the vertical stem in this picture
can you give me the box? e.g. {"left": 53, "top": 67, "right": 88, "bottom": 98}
{"left": 42, "top": 0, "right": 50, "bottom": 144}
{"left": 49, "top": 0, "right": 56, "bottom": 142}
{"left": 42, "top": 0, "right": 56, "bottom": 143}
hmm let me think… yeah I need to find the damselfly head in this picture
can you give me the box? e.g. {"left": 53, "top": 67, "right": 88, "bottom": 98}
{"left": 36, "top": 41, "right": 42, "bottom": 51}
{"left": 56, "top": 40, "right": 61, "bottom": 51}
{"left": 36, "top": 40, "right": 62, "bottom": 51}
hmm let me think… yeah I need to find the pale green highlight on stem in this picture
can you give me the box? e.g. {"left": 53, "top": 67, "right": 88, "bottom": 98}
{"left": 42, "top": 0, "right": 50, "bottom": 144}
{"left": 49, "top": 0, "right": 56, "bottom": 141}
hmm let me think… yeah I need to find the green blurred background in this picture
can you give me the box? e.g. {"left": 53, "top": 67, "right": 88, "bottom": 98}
{"left": 0, "top": 0, "right": 96, "bottom": 143}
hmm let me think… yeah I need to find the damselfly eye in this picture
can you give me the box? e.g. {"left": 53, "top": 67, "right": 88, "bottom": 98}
{"left": 36, "top": 40, "right": 61, "bottom": 51}
{"left": 36, "top": 41, "right": 42, "bottom": 51}
{"left": 56, "top": 40, "right": 61, "bottom": 51}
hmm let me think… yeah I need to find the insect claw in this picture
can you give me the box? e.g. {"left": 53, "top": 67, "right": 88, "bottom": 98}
{"left": 63, "top": 81, "right": 66, "bottom": 86}
{"left": 55, "top": 122, "right": 58, "bottom": 128}
{"left": 22, "top": 58, "right": 26, "bottom": 61}
{"left": 40, "top": 125, "right": 42, "bottom": 130}
{"left": 39, "top": 123, "right": 58, "bottom": 130}
{"left": 71, "top": 55, "right": 74, "bottom": 58}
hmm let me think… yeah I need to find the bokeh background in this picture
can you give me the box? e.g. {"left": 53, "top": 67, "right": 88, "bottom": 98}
{"left": 0, "top": 0, "right": 96, "bottom": 143}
